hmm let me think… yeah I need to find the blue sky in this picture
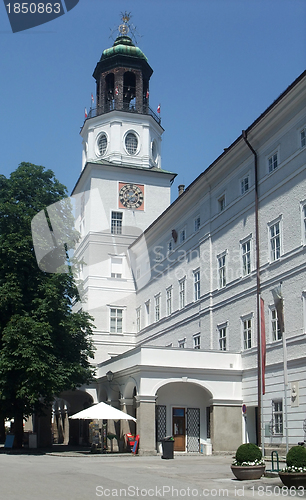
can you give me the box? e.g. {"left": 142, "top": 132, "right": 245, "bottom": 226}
{"left": 0, "top": 0, "right": 305, "bottom": 202}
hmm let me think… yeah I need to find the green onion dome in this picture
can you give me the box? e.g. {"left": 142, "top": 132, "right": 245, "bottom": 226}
{"left": 101, "top": 36, "right": 148, "bottom": 62}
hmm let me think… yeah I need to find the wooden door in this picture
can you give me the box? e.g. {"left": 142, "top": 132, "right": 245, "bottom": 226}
{"left": 172, "top": 407, "right": 185, "bottom": 451}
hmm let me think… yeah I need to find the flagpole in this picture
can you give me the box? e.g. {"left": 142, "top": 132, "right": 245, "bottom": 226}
{"left": 281, "top": 283, "right": 289, "bottom": 454}
{"left": 259, "top": 295, "right": 265, "bottom": 458}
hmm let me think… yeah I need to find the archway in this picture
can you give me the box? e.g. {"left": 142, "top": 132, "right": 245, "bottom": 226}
{"left": 56, "top": 389, "right": 94, "bottom": 445}
{"left": 156, "top": 381, "right": 212, "bottom": 453}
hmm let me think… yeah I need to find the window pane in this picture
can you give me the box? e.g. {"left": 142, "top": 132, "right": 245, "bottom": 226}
{"left": 125, "top": 133, "right": 138, "bottom": 154}
{"left": 111, "top": 212, "right": 122, "bottom": 235}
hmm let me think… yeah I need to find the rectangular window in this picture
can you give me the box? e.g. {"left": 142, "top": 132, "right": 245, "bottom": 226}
{"left": 272, "top": 400, "right": 283, "bottom": 435}
{"left": 167, "top": 240, "right": 173, "bottom": 253}
{"left": 268, "top": 152, "right": 278, "bottom": 173}
{"left": 270, "top": 221, "right": 281, "bottom": 261}
{"left": 219, "top": 327, "right": 227, "bottom": 351}
{"left": 243, "top": 318, "right": 252, "bottom": 349}
{"left": 179, "top": 279, "right": 186, "bottom": 309}
{"left": 166, "top": 287, "right": 172, "bottom": 316}
{"left": 242, "top": 240, "right": 251, "bottom": 276}
{"left": 194, "top": 270, "right": 200, "bottom": 301}
{"left": 155, "top": 294, "right": 160, "bottom": 322}
{"left": 194, "top": 216, "right": 201, "bottom": 232}
{"left": 179, "top": 229, "right": 186, "bottom": 243}
{"left": 111, "top": 257, "right": 122, "bottom": 278}
{"left": 145, "top": 300, "right": 150, "bottom": 327}
{"left": 241, "top": 175, "right": 249, "bottom": 195}
{"left": 136, "top": 307, "right": 141, "bottom": 333}
{"left": 111, "top": 211, "right": 123, "bottom": 234}
{"left": 193, "top": 334, "right": 200, "bottom": 350}
{"left": 301, "top": 128, "right": 306, "bottom": 148}
{"left": 218, "top": 255, "right": 226, "bottom": 288}
{"left": 219, "top": 195, "right": 225, "bottom": 212}
{"left": 271, "top": 308, "right": 282, "bottom": 341}
{"left": 178, "top": 338, "right": 186, "bottom": 348}
{"left": 110, "top": 308, "right": 123, "bottom": 333}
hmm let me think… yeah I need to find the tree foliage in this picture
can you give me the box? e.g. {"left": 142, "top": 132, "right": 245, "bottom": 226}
{"left": 0, "top": 163, "right": 95, "bottom": 437}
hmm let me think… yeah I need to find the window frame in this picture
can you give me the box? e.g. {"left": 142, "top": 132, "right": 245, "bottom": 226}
{"left": 111, "top": 211, "right": 123, "bottom": 235}
{"left": 217, "top": 252, "right": 227, "bottom": 289}
{"left": 240, "top": 173, "right": 250, "bottom": 196}
{"left": 178, "top": 338, "right": 186, "bottom": 348}
{"left": 218, "top": 323, "right": 227, "bottom": 351}
{"left": 272, "top": 400, "right": 283, "bottom": 436}
{"left": 241, "top": 315, "right": 253, "bottom": 350}
{"left": 179, "top": 278, "right": 186, "bottom": 309}
{"left": 155, "top": 293, "right": 161, "bottom": 322}
{"left": 268, "top": 217, "right": 282, "bottom": 263}
{"left": 97, "top": 132, "right": 108, "bottom": 156}
{"left": 124, "top": 131, "right": 139, "bottom": 155}
{"left": 218, "top": 194, "right": 226, "bottom": 212}
{"left": 270, "top": 305, "right": 282, "bottom": 342}
{"left": 267, "top": 149, "right": 279, "bottom": 174}
{"left": 194, "top": 269, "right": 200, "bottom": 301}
{"left": 179, "top": 227, "right": 186, "bottom": 244}
{"left": 193, "top": 334, "right": 201, "bottom": 350}
{"left": 166, "top": 286, "right": 173, "bottom": 316}
{"left": 110, "top": 307, "right": 123, "bottom": 334}
{"left": 194, "top": 215, "right": 201, "bottom": 232}
{"left": 145, "top": 300, "right": 150, "bottom": 327}
{"left": 240, "top": 236, "right": 252, "bottom": 277}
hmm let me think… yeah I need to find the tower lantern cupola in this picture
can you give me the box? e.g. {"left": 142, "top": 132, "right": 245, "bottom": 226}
{"left": 80, "top": 13, "right": 165, "bottom": 171}
{"left": 93, "top": 19, "right": 155, "bottom": 120}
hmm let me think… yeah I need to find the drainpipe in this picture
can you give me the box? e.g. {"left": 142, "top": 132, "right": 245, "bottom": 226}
{"left": 242, "top": 130, "right": 262, "bottom": 451}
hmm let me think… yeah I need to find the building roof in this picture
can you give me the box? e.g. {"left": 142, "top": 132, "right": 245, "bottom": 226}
{"left": 130, "top": 69, "right": 306, "bottom": 245}
{"left": 71, "top": 160, "right": 177, "bottom": 195}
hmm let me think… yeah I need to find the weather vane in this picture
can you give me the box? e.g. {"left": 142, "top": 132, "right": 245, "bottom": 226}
{"left": 109, "top": 12, "right": 142, "bottom": 44}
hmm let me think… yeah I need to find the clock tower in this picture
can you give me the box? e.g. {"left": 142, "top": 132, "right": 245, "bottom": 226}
{"left": 72, "top": 15, "right": 176, "bottom": 361}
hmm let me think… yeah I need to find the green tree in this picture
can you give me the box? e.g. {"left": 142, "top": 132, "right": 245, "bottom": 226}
{"left": 0, "top": 163, "right": 95, "bottom": 448}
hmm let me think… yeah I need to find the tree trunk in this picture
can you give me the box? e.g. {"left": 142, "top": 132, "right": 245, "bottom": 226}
{"left": 13, "top": 413, "right": 24, "bottom": 449}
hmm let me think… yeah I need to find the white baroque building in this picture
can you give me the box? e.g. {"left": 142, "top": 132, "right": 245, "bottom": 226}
{"left": 69, "top": 28, "right": 306, "bottom": 455}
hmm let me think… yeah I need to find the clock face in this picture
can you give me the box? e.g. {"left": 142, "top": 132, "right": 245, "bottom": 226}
{"left": 119, "top": 183, "right": 144, "bottom": 210}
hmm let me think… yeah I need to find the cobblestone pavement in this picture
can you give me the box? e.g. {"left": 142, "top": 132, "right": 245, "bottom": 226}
{"left": 0, "top": 448, "right": 301, "bottom": 500}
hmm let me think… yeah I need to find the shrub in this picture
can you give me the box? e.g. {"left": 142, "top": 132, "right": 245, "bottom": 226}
{"left": 286, "top": 446, "right": 306, "bottom": 468}
{"left": 235, "top": 443, "right": 262, "bottom": 465}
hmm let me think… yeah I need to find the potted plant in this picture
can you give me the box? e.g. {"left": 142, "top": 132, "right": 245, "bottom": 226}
{"left": 231, "top": 443, "right": 265, "bottom": 480}
{"left": 279, "top": 446, "right": 306, "bottom": 488}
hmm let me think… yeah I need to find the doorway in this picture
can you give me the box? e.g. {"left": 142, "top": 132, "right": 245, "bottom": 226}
{"left": 172, "top": 407, "right": 185, "bottom": 451}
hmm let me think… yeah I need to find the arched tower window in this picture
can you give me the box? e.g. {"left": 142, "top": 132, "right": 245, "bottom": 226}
{"left": 105, "top": 73, "right": 115, "bottom": 111}
{"left": 123, "top": 72, "right": 136, "bottom": 111}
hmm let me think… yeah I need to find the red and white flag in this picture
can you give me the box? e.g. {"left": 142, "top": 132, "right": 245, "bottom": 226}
{"left": 115, "top": 86, "right": 119, "bottom": 96}
{"left": 146, "top": 90, "right": 149, "bottom": 99}
{"left": 91, "top": 93, "right": 94, "bottom": 104}
{"left": 157, "top": 104, "right": 161, "bottom": 113}
{"left": 84, "top": 107, "right": 88, "bottom": 118}
{"left": 260, "top": 297, "right": 266, "bottom": 395}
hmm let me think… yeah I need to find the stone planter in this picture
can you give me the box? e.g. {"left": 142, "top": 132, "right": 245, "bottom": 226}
{"left": 278, "top": 472, "right": 306, "bottom": 488}
{"left": 231, "top": 465, "right": 265, "bottom": 480}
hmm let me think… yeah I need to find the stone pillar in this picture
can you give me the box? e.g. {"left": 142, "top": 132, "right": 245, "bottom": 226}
{"left": 211, "top": 405, "right": 242, "bottom": 452}
{"left": 135, "top": 395, "right": 157, "bottom": 456}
